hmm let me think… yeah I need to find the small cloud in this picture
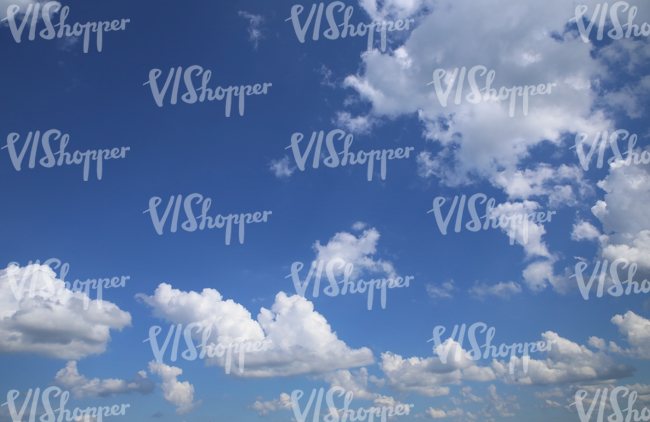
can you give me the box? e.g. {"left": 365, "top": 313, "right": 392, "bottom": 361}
{"left": 334, "top": 112, "right": 376, "bottom": 135}
{"left": 238, "top": 11, "right": 265, "bottom": 50}
{"left": 352, "top": 222, "right": 367, "bottom": 231}
{"left": 151, "top": 412, "right": 163, "bottom": 418}
{"left": 270, "top": 156, "right": 295, "bottom": 178}
{"left": 425, "top": 280, "right": 455, "bottom": 299}
{"left": 317, "top": 65, "right": 336, "bottom": 88}
{"left": 469, "top": 281, "right": 522, "bottom": 300}
{"left": 571, "top": 220, "right": 600, "bottom": 241}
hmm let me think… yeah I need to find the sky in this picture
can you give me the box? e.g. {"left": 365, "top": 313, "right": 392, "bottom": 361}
{"left": 0, "top": 0, "right": 650, "bottom": 421}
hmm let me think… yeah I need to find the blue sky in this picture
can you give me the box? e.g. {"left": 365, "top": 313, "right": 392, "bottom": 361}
{"left": 1, "top": 0, "right": 650, "bottom": 421}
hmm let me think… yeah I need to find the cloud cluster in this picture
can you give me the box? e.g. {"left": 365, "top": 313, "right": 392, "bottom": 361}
{"left": 248, "top": 393, "right": 292, "bottom": 416}
{"left": 54, "top": 361, "right": 154, "bottom": 398}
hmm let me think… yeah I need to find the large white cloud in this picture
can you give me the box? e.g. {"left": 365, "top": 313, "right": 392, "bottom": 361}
{"left": 54, "top": 360, "right": 154, "bottom": 398}
{"left": 137, "top": 283, "right": 374, "bottom": 377}
{"left": 343, "top": 0, "right": 613, "bottom": 190}
{"left": 0, "top": 264, "right": 131, "bottom": 359}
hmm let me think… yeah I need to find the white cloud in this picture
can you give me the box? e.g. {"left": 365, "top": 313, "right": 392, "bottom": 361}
{"left": 334, "top": 111, "right": 376, "bottom": 135}
{"left": 479, "top": 385, "right": 519, "bottom": 418}
{"left": 487, "top": 201, "right": 551, "bottom": 259}
{"left": 571, "top": 221, "right": 601, "bottom": 241}
{"left": 270, "top": 156, "right": 296, "bottom": 178}
{"left": 342, "top": 0, "right": 612, "bottom": 194}
{"left": 312, "top": 228, "right": 398, "bottom": 280}
{"left": 522, "top": 259, "right": 572, "bottom": 294}
{"left": 468, "top": 281, "right": 522, "bottom": 300}
{"left": 0, "top": 263, "right": 131, "bottom": 359}
{"left": 609, "top": 311, "right": 650, "bottom": 359}
{"left": 358, "top": 0, "right": 423, "bottom": 21}
{"left": 0, "top": 0, "right": 38, "bottom": 22}
{"left": 248, "top": 393, "right": 292, "bottom": 416}
{"left": 423, "top": 407, "right": 464, "bottom": 418}
{"left": 54, "top": 361, "right": 154, "bottom": 398}
{"left": 534, "top": 387, "right": 564, "bottom": 399}
{"left": 493, "top": 164, "right": 587, "bottom": 206}
{"left": 148, "top": 361, "right": 201, "bottom": 414}
{"left": 496, "top": 331, "right": 635, "bottom": 385}
{"left": 425, "top": 280, "right": 455, "bottom": 299}
{"left": 352, "top": 222, "right": 367, "bottom": 231}
{"left": 238, "top": 11, "right": 264, "bottom": 50}
{"left": 321, "top": 368, "right": 381, "bottom": 400}
{"left": 592, "top": 160, "right": 650, "bottom": 270}
{"left": 379, "top": 340, "right": 495, "bottom": 397}
{"left": 137, "top": 284, "right": 374, "bottom": 377}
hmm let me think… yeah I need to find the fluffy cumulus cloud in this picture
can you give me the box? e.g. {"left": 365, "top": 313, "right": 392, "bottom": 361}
{"left": 312, "top": 228, "right": 398, "bottom": 280}
{"left": 247, "top": 393, "right": 292, "bottom": 416}
{"left": 572, "top": 220, "right": 601, "bottom": 241}
{"left": 521, "top": 258, "right": 572, "bottom": 294}
{"left": 592, "top": 160, "right": 650, "bottom": 270}
{"left": 137, "top": 283, "right": 374, "bottom": 377}
{"left": 321, "top": 367, "right": 383, "bottom": 400}
{"left": 0, "top": 263, "right": 131, "bottom": 359}
{"left": 148, "top": 361, "right": 201, "bottom": 414}
{"left": 591, "top": 311, "right": 650, "bottom": 359}
{"left": 497, "top": 331, "right": 635, "bottom": 385}
{"left": 379, "top": 340, "right": 495, "bottom": 397}
{"left": 344, "top": 0, "right": 614, "bottom": 192}
{"left": 53, "top": 361, "right": 154, "bottom": 398}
